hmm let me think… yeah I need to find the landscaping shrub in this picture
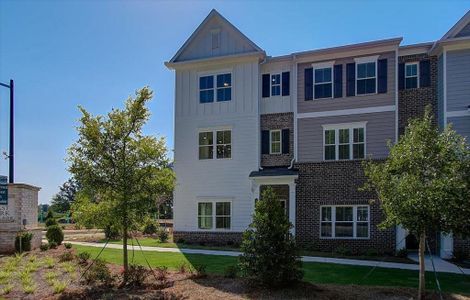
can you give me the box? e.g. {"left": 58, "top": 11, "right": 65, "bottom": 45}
{"left": 46, "top": 225, "right": 64, "bottom": 245}
{"left": 126, "top": 264, "right": 149, "bottom": 287}
{"left": 396, "top": 248, "right": 408, "bottom": 258}
{"left": 77, "top": 251, "right": 91, "bottom": 265}
{"left": 15, "top": 231, "right": 33, "bottom": 253}
{"left": 64, "top": 242, "right": 72, "bottom": 249}
{"left": 45, "top": 217, "right": 58, "bottom": 227}
{"left": 83, "top": 258, "right": 113, "bottom": 284}
{"left": 453, "top": 249, "right": 468, "bottom": 262}
{"left": 224, "top": 265, "right": 238, "bottom": 278}
{"left": 59, "top": 251, "right": 75, "bottom": 262}
{"left": 239, "top": 187, "right": 303, "bottom": 287}
{"left": 176, "top": 238, "right": 185, "bottom": 244}
{"left": 334, "top": 245, "right": 352, "bottom": 256}
{"left": 366, "top": 248, "right": 378, "bottom": 257}
{"left": 158, "top": 228, "right": 169, "bottom": 243}
{"left": 48, "top": 241, "right": 58, "bottom": 249}
{"left": 104, "top": 224, "right": 120, "bottom": 240}
{"left": 142, "top": 218, "right": 158, "bottom": 235}
{"left": 40, "top": 243, "right": 49, "bottom": 252}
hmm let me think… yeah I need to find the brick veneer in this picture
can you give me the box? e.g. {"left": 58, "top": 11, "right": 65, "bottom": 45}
{"left": 398, "top": 54, "right": 438, "bottom": 136}
{"left": 173, "top": 231, "right": 242, "bottom": 246}
{"left": 260, "top": 112, "right": 294, "bottom": 167}
{"left": 454, "top": 237, "right": 470, "bottom": 257}
{"left": 295, "top": 160, "right": 395, "bottom": 254}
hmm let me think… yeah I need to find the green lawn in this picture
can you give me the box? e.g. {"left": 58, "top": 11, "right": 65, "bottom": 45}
{"left": 73, "top": 245, "right": 470, "bottom": 295}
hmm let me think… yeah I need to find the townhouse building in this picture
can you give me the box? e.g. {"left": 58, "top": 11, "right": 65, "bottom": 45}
{"left": 165, "top": 10, "right": 470, "bottom": 258}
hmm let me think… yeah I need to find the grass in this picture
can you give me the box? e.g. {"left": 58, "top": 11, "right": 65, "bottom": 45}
{"left": 73, "top": 244, "right": 470, "bottom": 295}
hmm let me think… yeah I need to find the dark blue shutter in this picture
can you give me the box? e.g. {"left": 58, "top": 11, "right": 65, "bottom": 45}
{"left": 398, "top": 63, "right": 405, "bottom": 90}
{"left": 262, "top": 74, "right": 270, "bottom": 98}
{"left": 377, "top": 59, "right": 387, "bottom": 94}
{"left": 304, "top": 68, "right": 313, "bottom": 100}
{"left": 282, "top": 72, "right": 290, "bottom": 96}
{"left": 346, "top": 63, "right": 355, "bottom": 97}
{"left": 333, "top": 64, "right": 343, "bottom": 98}
{"left": 261, "top": 130, "right": 269, "bottom": 154}
{"left": 282, "top": 129, "right": 289, "bottom": 154}
{"left": 420, "top": 60, "right": 431, "bottom": 87}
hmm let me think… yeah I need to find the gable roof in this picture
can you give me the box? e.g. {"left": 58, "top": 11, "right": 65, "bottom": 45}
{"left": 167, "top": 9, "right": 264, "bottom": 64}
{"left": 440, "top": 10, "right": 470, "bottom": 40}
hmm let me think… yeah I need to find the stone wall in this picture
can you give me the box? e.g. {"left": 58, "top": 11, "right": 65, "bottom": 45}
{"left": 260, "top": 112, "right": 294, "bottom": 167}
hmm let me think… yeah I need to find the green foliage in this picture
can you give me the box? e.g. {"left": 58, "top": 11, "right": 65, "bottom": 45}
{"left": 224, "top": 265, "right": 238, "bottom": 278}
{"left": 193, "top": 264, "right": 207, "bottom": 278}
{"left": 334, "top": 245, "right": 352, "bottom": 256}
{"left": 126, "top": 264, "right": 149, "bottom": 287}
{"left": 45, "top": 217, "right": 58, "bottom": 227}
{"left": 239, "top": 187, "right": 303, "bottom": 287}
{"left": 59, "top": 251, "right": 75, "bottom": 262}
{"left": 64, "top": 242, "right": 72, "bottom": 249}
{"left": 45, "top": 271, "right": 57, "bottom": 285}
{"left": 141, "top": 218, "right": 158, "bottom": 235}
{"left": 40, "top": 243, "right": 49, "bottom": 251}
{"left": 77, "top": 251, "right": 91, "bottom": 265}
{"left": 48, "top": 241, "right": 58, "bottom": 249}
{"left": 45, "top": 210, "right": 54, "bottom": 221}
{"left": 1, "top": 283, "right": 13, "bottom": 295}
{"left": 46, "top": 225, "right": 64, "bottom": 245}
{"left": 104, "top": 224, "right": 121, "bottom": 240}
{"left": 157, "top": 228, "right": 169, "bottom": 243}
{"left": 83, "top": 258, "right": 113, "bottom": 284}
{"left": 52, "top": 280, "right": 67, "bottom": 294}
{"left": 44, "top": 257, "right": 55, "bottom": 269}
{"left": 15, "top": 231, "right": 33, "bottom": 252}
{"left": 50, "top": 178, "right": 80, "bottom": 214}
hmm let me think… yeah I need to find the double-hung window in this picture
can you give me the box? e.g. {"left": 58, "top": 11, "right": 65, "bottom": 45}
{"left": 271, "top": 74, "right": 281, "bottom": 96}
{"left": 405, "top": 63, "right": 419, "bottom": 89}
{"left": 199, "top": 73, "right": 231, "bottom": 103}
{"left": 314, "top": 67, "right": 333, "bottom": 99}
{"left": 323, "top": 123, "right": 366, "bottom": 161}
{"left": 198, "top": 201, "right": 231, "bottom": 230}
{"left": 199, "top": 130, "right": 231, "bottom": 160}
{"left": 215, "top": 202, "right": 231, "bottom": 229}
{"left": 198, "top": 202, "right": 213, "bottom": 229}
{"left": 320, "top": 205, "right": 370, "bottom": 239}
{"left": 356, "top": 60, "right": 377, "bottom": 95}
{"left": 270, "top": 130, "right": 281, "bottom": 154}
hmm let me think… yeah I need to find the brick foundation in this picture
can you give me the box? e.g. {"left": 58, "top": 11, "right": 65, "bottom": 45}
{"left": 260, "top": 112, "right": 294, "bottom": 167}
{"left": 173, "top": 231, "right": 243, "bottom": 246}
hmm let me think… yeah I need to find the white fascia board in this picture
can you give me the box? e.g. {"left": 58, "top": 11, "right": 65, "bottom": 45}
{"left": 297, "top": 105, "right": 396, "bottom": 119}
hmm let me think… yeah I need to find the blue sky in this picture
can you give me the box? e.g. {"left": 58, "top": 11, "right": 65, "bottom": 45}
{"left": 0, "top": 0, "right": 468, "bottom": 204}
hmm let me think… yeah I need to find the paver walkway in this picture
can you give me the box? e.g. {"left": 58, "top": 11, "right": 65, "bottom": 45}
{"left": 64, "top": 240, "right": 470, "bottom": 275}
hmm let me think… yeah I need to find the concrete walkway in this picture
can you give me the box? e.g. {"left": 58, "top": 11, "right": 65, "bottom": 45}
{"left": 65, "top": 240, "right": 470, "bottom": 275}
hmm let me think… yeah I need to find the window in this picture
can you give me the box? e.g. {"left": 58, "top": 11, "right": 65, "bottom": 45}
{"left": 216, "top": 130, "right": 231, "bottom": 159}
{"left": 198, "top": 202, "right": 212, "bottom": 229}
{"left": 356, "top": 61, "right": 376, "bottom": 95}
{"left": 216, "top": 73, "right": 231, "bottom": 101}
{"left": 320, "top": 205, "right": 370, "bottom": 239}
{"left": 405, "top": 63, "right": 419, "bottom": 89}
{"left": 314, "top": 67, "right": 333, "bottom": 99}
{"left": 199, "top": 73, "right": 231, "bottom": 103}
{"left": 270, "top": 130, "right": 281, "bottom": 154}
{"left": 323, "top": 124, "right": 366, "bottom": 161}
{"left": 216, "top": 202, "right": 231, "bottom": 229}
{"left": 199, "top": 130, "right": 231, "bottom": 160}
{"left": 271, "top": 74, "right": 281, "bottom": 96}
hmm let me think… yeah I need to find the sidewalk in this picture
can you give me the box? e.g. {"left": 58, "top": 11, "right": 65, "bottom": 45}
{"left": 65, "top": 240, "right": 470, "bottom": 275}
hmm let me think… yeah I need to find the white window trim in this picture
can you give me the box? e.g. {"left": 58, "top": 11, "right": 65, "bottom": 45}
{"left": 198, "top": 70, "right": 232, "bottom": 103}
{"left": 320, "top": 205, "right": 370, "bottom": 239}
{"left": 355, "top": 56, "right": 379, "bottom": 96}
{"left": 405, "top": 62, "right": 420, "bottom": 89}
{"left": 197, "top": 200, "right": 232, "bottom": 231}
{"left": 269, "top": 129, "right": 282, "bottom": 155}
{"left": 271, "top": 73, "right": 281, "bottom": 97}
{"left": 198, "top": 128, "right": 232, "bottom": 160}
{"left": 322, "top": 122, "right": 367, "bottom": 161}
{"left": 313, "top": 66, "right": 333, "bottom": 100}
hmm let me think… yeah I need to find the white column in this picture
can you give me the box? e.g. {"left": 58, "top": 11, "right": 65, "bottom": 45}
{"left": 396, "top": 225, "right": 407, "bottom": 251}
{"left": 440, "top": 233, "right": 454, "bottom": 259}
{"left": 288, "top": 181, "right": 296, "bottom": 235}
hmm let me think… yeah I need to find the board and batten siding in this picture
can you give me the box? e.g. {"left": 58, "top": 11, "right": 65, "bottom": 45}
{"left": 259, "top": 60, "right": 294, "bottom": 114}
{"left": 297, "top": 51, "right": 396, "bottom": 113}
{"left": 173, "top": 60, "right": 260, "bottom": 232}
{"left": 446, "top": 49, "right": 470, "bottom": 112}
{"left": 297, "top": 111, "right": 395, "bottom": 162}
{"left": 455, "top": 23, "right": 470, "bottom": 38}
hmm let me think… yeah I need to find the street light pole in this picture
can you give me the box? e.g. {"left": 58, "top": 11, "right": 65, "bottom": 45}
{"left": 0, "top": 79, "right": 14, "bottom": 183}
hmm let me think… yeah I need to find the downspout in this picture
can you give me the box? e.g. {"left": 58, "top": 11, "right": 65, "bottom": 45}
{"left": 288, "top": 158, "right": 295, "bottom": 169}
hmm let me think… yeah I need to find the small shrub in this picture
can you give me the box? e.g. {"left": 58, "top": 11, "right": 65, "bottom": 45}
{"left": 365, "top": 248, "right": 378, "bottom": 257}
{"left": 45, "top": 271, "right": 57, "bottom": 285}
{"left": 49, "top": 241, "right": 58, "bottom": 249}
{"left": 155, "top": 266, "right": 168, "bottom": 281}
{"left": 40, "top": 243, "right": 49, "bottom": 251}
{"left": 0, "top": 271, "right": 11, "bottom": 284}
{"left": 142, "top": 218, "right": 158, "bottom": 235}
{"left": 84, "top": 258, "right": 113, "bottom": 284}
{"left": 453, "top": 249, "right": 468, "bottom": 262}
{"left": 176, "top": 238, "right": 185, "bottom": 244}
{"left": 77, "top": 251, "right": 91, "bottom": 265}
{"left": 44, "top": 257, "right": 55, "bottom": 269}
{"left": 15, "top": 231, "right": 33, "bottom": 252}
{"left": 53, "top": 280, "right": 67, "bottom": 294}
{"left": 23, "top": 283, "right": 36, "bottom": 294}
{"left": 61, "top": 262, "right": 76, "bottom": 274}
{"left": 1, "top": 283, "right": 13, "bottom": 295}
{"left": 334, "top": 245, "right": 352, "bottom": 256}
{"left": 46, "top": 225, "right": 64, "bottom": 245}
{"left": 45, "top": 218, "right": 58, "bottom": 227}
{"left": 64, "top": 242, "right": 73, "bottom": 249}
{"left": 59, "top": 251, "right": 75, "bottom": 262}
{"left": 396, "top": 248, "right": 408, "bottom": 258}
{"left": 104, "top": 224, "right": 120, "bottom": 240}
{"left": 224, "top": 265, "right": 238, "bottom": 278}
{"left": 193, "top": 264, "right": 207, "bottom": 278}
{"left": 127, "top": 264, "right": 149, "bottom": 287}
{"left": 158, "top": 228, "right": 169, "bottom": 243}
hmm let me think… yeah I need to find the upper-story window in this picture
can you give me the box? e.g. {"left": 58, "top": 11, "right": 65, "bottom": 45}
{"left": 356, "top": 61, "right": 376, "bottom": 95}
{"left": 270, "top": 130, "right": 281, "bottom": 154}
{"left": 323, "top": 122, "right": 366, "bottom": 161}
{"left": 271, "top": 74, "right": 281, "bottom": 96}
{"left": 314, "top": 67, "right": 333, "bottom": 99}
{"left": 405, "top": 63, "right": 419, "bottom": 89}
{"left": 199, "top": 73, "right": 232, "bottom": 103}
{"left": 199, "top": 129, "right": 231, "bottom": 160}
{"left": 262, "top": 72, "right": 290, "bottom": 98}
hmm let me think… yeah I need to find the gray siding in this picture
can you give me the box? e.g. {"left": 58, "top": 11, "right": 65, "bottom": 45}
{"left": 438, "top": 54, "right": 445, "bottom": 129}
{"left": 297, "top": 111, "right": 395, "bottom": 162}
{"left": 455, "top": 23, "right": 470, "bottom": 38}
{"left": 260, "top": 60, "right": 294, "bottom": 114}
{"left": 446, "top": 49, "right": 470, "bottom": 112}
{"left": 297, "top": 51, "right": 396, "bottom": 114}
{"left": 448, "top": 116, "right": 470, "bottom": 141}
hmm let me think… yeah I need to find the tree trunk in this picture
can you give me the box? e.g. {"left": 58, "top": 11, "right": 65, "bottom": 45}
{"left": 122, "top": 215, "right": 129, "bottom": 283}
{"left": 418, "top": 232, "right": 426, "bottom": 300}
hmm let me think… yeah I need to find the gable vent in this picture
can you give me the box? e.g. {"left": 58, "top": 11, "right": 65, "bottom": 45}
{"left": 211, "top": 29, "right": 220, "bottom": 50}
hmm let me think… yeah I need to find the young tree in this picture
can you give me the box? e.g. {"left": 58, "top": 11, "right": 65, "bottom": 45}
{"left": 50, "top": 178, "right": 80, "bottom": 213}
{"left": 363, "top": 107, "right": 470, "bottom": 299}
{"left": 239, "top": 187, "right": 303, "bottom": 286}
{"left": 68, "top": 87, "right": 175, "bottom": 281}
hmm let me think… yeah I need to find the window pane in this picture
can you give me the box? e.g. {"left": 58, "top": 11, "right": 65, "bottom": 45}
{"left": 217, "top": 131, "right": 231, "bottom": 144}
{"left": 321, "top": 222, "right": 332, "bottom": 237}
{"left": 216, "top": 217, "right": 230, "bottom": 229}
{"left": 365, "top": 78, "right": 376, "bottom": 94}
{"left": 339, "top": 129, "right": 349, "bottom": 143}
{"left": 353, "top": 128, "right": 364, "bottom": 143}
{"left": 271, "top": 85, "right": 280, "bottom": 96}
{"left": 216, "top": 145, "right": 231, "bottom": 159}
{"left": 199, "top": 132, "right": 213, "bottom": 146}
{"left": 271, "top": 142, "right": 281, "bottom": 154}
{"left": 335, "top": 223, "right": 353, "bottom": 237}
{"left": 315, "top": 68, "right": 331, "bottom": 83}
{"left": 357, "top": 222, "right": 369, "bottom": 238}
{"left": 357, "top": 207, "right": 369, "bottom": 221}
{"left": 200, "top": 90, "right": 214, "bottom": 103}
{"left": 325, "top": 145, "right": 335, "bottom": 160}
{"left": 339, "top": 144, "right": 350, "bottom": 160}
{"left": 314, "top": 83, "right": 332, "bottom": 99}
{"left": 271, "top": 131, "right": 281, "bottom": 142}
{"left": 366, "top": 62, "right": 376, "bottom": 77}
{"left": 217, "top": 88, "right": 231, "bottom": 101}
{"left": 216, "top": 202, "right": 230, "bottom": 215}
{"left": 198, "top": 217, "right": 212, "bottom": 229}
{"left": 405, "top": 77, "right": 418, "bottom": 89}
{"left": 198, "top": 202, "right": 212, "bottom": 216}
{"left": 271, "top": 74, "right": 280, "bottom": 85}
{"left": 357, "top": 64, "right": 366, "bottom": 79}
{"left": 357, "top": 79, "right": 366, "bottom": 95}
{"left": 353, "top": 144, "right": 364, "bottom": 159}
{"left": 199, "top": 146, "right": 213, "bottom": 159}
{"left": 199, "top": 76, "right": 213, "bottom": 89}
{"left": 321, "top": 207, "right": 332, "bottom": 221}
{"left": 406, "top": 64, "right": 417, "bottom": 77}
{"left": 217, "top": 74, "right": 231, "bottom": 88}
{"left": 336, "top": 207, "right": 353, "bottom": 221}
{"left": 325, "top": 130, "right": 335, "bottom": 144}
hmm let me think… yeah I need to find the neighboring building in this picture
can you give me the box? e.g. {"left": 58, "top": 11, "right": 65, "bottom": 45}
{"left": 165, "top": 10, "right": 470, "bottom": 257}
